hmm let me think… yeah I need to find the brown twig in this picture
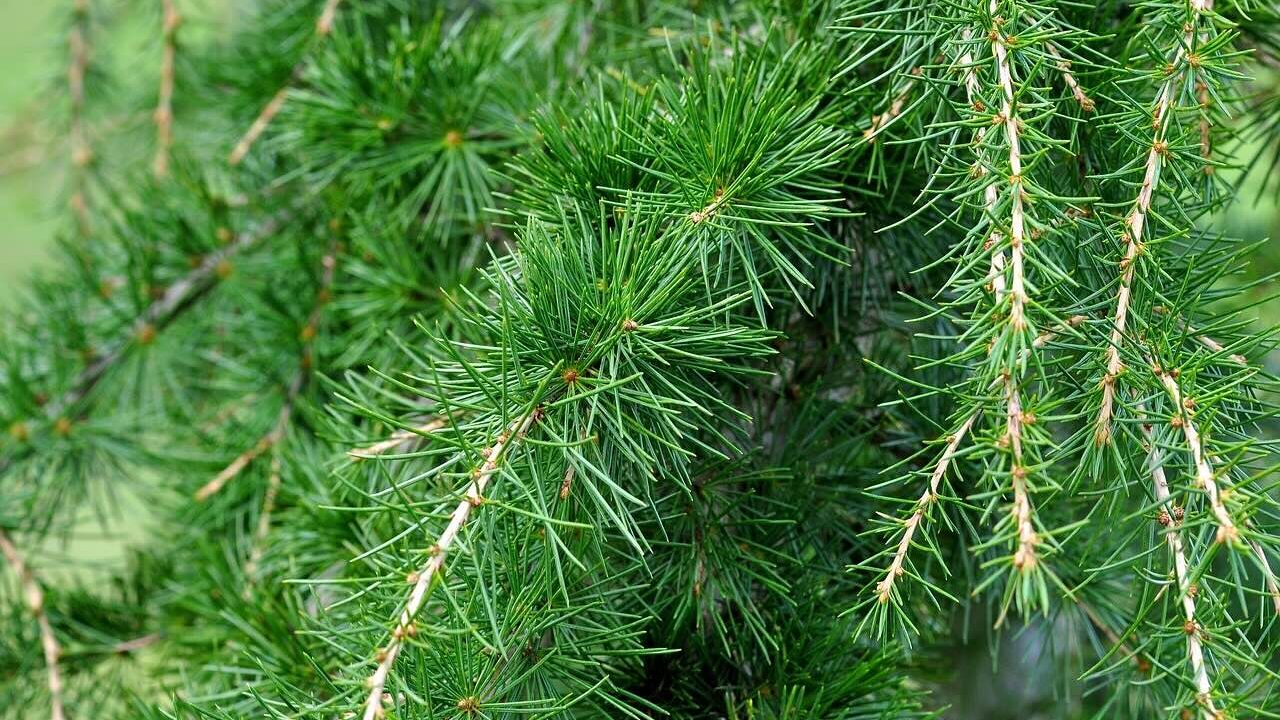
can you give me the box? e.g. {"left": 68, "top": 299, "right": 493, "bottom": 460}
{"left": 1138, "top": 416, "right": 1219, "bottom": 719}
{"left": 1153, "top": 366, "right": 1238, "bottom": 545}
{"left": 361, "top": 409, "right": 540, "bottom": 720}
{"left": 195, "top": 246, "right": 338, "bottom": 501}
{"left": 68, "top": 0, "right": 92, "bottom": 238}
{"left": 348, "top": 418, "right": 450, "bottom": 460}
{"left": 1044, "top": 42, "right": 1094, "bottom": 112}
{"left": 228, "top": 0, "right": 343, "bottom": 166}
{"left": 152, "top": 0, "right": 181, "bottom": 178}
{"left": 0, "top": 530, "right": 67, "bottom": 720}
{"left": 863, "top": 69, "right": 920, "bottom": 144}
{"left": 1095, "top": 1, "right": 1211, "bottom": 446}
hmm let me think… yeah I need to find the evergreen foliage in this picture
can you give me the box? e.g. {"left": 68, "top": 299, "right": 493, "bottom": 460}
{"left": 2, "top": 1, "right": 1280, "bottom": 718}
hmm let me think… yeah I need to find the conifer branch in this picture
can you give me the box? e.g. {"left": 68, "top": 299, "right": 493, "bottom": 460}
{"left": 227, "top": 0, "right": 343, "bottom": 166}
{"left": 242, "top": 454, "right": 281, "bottom": 595}
{"left": 194, "top": 245, "right": 337, "bottom": 501}
{"left": 43, "top": 214, "right": 285, "bottom": 424}
{"left": 0, "top": 214, "right": 285, "bottom": 478}
{"left": 863, "top": 69, "right": 918, "bottom": 144}
{"left": 989, "top": 8, "right": 1029, "bottom": 334}
{"left": 348, "top": 418, "right": 450, "bottom": 460}
{"left": 872, "top": 320, "right": 1076, "bottom": 603}
{"left": 1043, "top": 42, "right": 1094, "bottom": 112}
{"left": 1139, "top": 421, "right": 1219, "bottom": 718}
{"left": 1154, "top": 366, "right": 1238, "bottom": 545}
{"left": 68, "top": 0, "right": 92, "bottom": 238}
{"left": 1003, "top": 377, "right": 1038, "bottom": 571}
{"left": 875, "top": 411, "right": 978, "bottom": 603}
{"left": 1095, "top": 0, "right": 1211, "bottom": 446}
{"left": 0, "top": 530, "right": 67, "bottom": 720}
{"left": 360, "top": 409, "right": 540, "bottom": 720}
{"left": 152, "top": 0, "right": 181, "bottom": 178}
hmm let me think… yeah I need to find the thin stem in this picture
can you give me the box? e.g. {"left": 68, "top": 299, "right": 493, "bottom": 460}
{"left": 863, "top": 68, "right": 919, "bottom": 144}
{"left": 242, "top": 454, "right": 282, "bottom": 596}
{"left": 68, "top": 0, "right": 92, "bottom": 238}
{"left": 1095, "top": 1, "right": 1211, "bottom": 445}
{"left": 152, "top": 0, "right": 181, "bottom": 178}
{"left": 990, "top": 7, "right": 1029, "bottom": 333}
{"left": 349, "top": 418, "right": 450, "bottom": 460}
{"left": 228, "top": 0, "right": 343, "bottom": 166}
{"left": 1139, "top": 419, "right": 1219, "bottom": 719}
{"left": 1043, "top": 41, "right": 1094, "bottom": 112}
{"left": 361, "top": 409, "right": 540, "bottom": 720}
{"left": 195, "top": 245, "right": 337, "bottom": 501}
{"left": 875, "top": 410, "right": 979, "bottom": 603}
{"left": 0, "top": 530, "right": 67, "bottom": 720}
{"left": 1154, "top": 366, "right": 1238, "bottom": 545}
{"left": 1004, "top": 375, "right": 1038, "bottom": 570}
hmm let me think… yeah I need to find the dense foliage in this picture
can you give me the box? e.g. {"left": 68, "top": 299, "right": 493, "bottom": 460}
{"left": 3, "top": 1, "right": 1280, "bottom": 718}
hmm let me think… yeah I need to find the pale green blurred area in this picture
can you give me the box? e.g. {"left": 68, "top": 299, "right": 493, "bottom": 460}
{"left": 0, "top": 1, "right": 60, "bottom": 296}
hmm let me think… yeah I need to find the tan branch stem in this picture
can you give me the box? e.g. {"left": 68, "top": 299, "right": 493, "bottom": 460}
{"left": 863, "top": 69, "right": 919, "bottom": 144}
{"left": 1139, "top": 419, "right": 1218, "bottom": 718}
{"left": 152, "top": 0, "right": 181, "bottom": 178}
{"left": 228, "top": 0, "right": 343, "bottom": 166}
{"left": 1096, "top": 2, "right": 1210, "bottom": 445}
{"left": 349, "top": 418, "right": 450, "bottom": 460}
{"left": 68, "top": 0, "right": 92, "bottom": 237}
{"left": 195, "top": 246, "right": 337, "bottom": 501}
{"left": 1154, "top": 367, "right": 1238, "bottom": 545}
{"left": 1043, "top": 42, "right": 1094, "bottom": 112}
{"left": 361, "top": 410, "right": 539, "bottom": 720}
{"left": 989, "top": 11, "right": 1029, "bottom": 333}
{"left": 0, "top": 530, "right": 66, "bottom": 720}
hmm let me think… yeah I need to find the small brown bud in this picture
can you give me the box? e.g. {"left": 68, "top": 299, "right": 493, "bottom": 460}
{"left": 54, "top": 417, "right": 73, "bottom": 437}
{"left": 136, "top": 323, "right": 157, "bottom": 345}
{"left": 215, "top": 226, "right": 234, "bottom": 244}
{"left": 621, "top": 319, "right": 638, "bottom": 332}
{"left": 8, "top": 421, "right": 29, "bottom": 442}
{"left": 562, "top": 368, "right": 579, "bottom": 384}
{"left": 443, "top": 129, "right": 464, "bottom": 147}
{"left": 1157, "top": 510, "right": 1171, "bottom": 526}
{"left": 457, "top": 696, "right": 481, "bottom": 714}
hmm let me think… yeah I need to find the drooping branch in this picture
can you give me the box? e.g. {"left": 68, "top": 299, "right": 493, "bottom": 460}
{"left": 1044, "top": 42, "right": 1094, "bottom": 112}
{"left": 47, "top": 214, "right": 287, "bottom": 422}
{"left": 194, "top": 246, "right": 337, "bottom": 501}
{"left": 227, "top": 0, "right": 343, "bottom": 166}
{"left": 1095, "top": 1, "right": 1211, "bottom": 446}
{"left": 360, "top": 409, "right": 540, "bottom": 720}
{"left": 873, "top": 320, "right": 1080, "bottom": 602}
{"left": 862, "top": 68, "right": 919, "bottom": 145}
{"left": 68, "top": 0, "right": 93, "bottom": 238}
{"left": 348, "top": 417, "right": 451, "bottom": 460}
{"left": 1139, "top": 420, "right": 1219, "bottom": 719}
{"left": 1154, "top": 366, "right": 1238, "bottom": 545}
{"left": 0, "top": 530, "right": 67, "bottom": 720}
{"left": 0, "top": 213, "right": 285, "bottom": 477}
{"left": 152, "top": 0, "right": 181, "bottom": 178}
